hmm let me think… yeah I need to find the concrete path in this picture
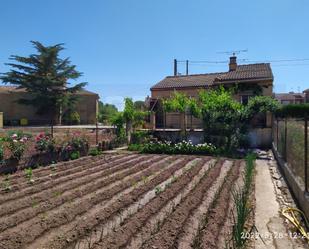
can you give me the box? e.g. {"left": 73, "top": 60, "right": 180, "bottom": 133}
{"left": 255, "top": 159, "right": 301, "bottom": 249}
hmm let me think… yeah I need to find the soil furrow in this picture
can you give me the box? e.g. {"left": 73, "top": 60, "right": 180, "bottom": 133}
{"left": 0, "top": 155, "right": 147, "bottom": 216}
{"left": 140, "top": 159, "right": 226, "bottom": 249}
{"left": 0, "top": 156, "right": 176, "bottom": 249}
{"left": 176, "top": 160, "right": 235, "bottom": 249}
{"left": 92, "top": 157, "right": 214, "bottom": 249}
{"left": 28, "top": 156, "right": 193, "bottom": 249}
{"left": 199, "top": 160, "right": 243, "bottom": 249}
{"left": 0, "top": 154, "right": 134, "bottom": 199}
{"left": 0, "top": 155, "right": 161, "bottom": 232}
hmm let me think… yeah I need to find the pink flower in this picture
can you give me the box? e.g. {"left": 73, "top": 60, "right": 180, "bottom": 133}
{"left": 11, "top": 134, "right": 18, "bottom": 139}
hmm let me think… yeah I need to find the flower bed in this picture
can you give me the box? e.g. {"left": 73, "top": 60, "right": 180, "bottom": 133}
{"left": 130, "top": 140, "right": 217, "bottom": 155}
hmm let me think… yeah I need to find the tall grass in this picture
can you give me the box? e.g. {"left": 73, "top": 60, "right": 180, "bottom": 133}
{"left": 230, "top": 153, "right": 256, "bottom": 248}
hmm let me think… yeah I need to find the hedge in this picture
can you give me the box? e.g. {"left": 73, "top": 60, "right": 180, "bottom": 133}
{"left": 275, "top": 104, "right": 309, "bottom": 118}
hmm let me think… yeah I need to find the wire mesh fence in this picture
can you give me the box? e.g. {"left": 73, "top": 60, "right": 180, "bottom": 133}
{"left": 273, "top": 117, "right": 308, "bottom": 192}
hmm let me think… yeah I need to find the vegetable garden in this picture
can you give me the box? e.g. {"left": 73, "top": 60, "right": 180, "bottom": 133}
{"left": 0, "top": 153, "right": 255, "bottom": 249}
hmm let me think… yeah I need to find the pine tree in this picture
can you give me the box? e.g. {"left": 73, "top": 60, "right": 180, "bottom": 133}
{"left": 0, "top": 41, "right": 87, "bottom": 124}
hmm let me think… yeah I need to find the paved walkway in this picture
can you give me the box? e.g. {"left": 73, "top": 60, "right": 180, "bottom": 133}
{"left": 255, "top": 158, "right": 306, "bottom": 249}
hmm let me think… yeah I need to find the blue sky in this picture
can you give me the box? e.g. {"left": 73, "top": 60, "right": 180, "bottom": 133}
{"left": 1, "top": 0, "right": 308, "bottom": 110}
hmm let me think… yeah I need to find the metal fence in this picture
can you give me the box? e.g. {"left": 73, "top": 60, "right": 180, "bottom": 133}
{"left": 273, "top": 117, "right": 308, "bottom": 192}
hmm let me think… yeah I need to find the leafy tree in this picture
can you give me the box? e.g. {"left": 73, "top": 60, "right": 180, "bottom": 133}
{"left": 245, "top": 96, "right": 280, "bottom": 119}
{"left": 123, "top": 98, "right": 148, "bottom": 143}
{"left": 0, "top": 41, "right": 86, "bottom": 124}
{"left": 162, "top": 92, "right": 191, "bottom": 134}
{"left": 133, "top": 100, "right": 146, "bottom": 111}
{"left": 98, "top": 101, "right": 118, "bottom": 124}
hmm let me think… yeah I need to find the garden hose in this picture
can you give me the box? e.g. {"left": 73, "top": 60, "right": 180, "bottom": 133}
{"left": 281, "top": 207, "right": 309, "bottom": 243}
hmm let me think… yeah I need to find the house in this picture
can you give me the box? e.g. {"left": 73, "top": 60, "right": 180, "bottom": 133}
{"left": 0, "top": 86, "right": 99, "bottom": 125}
{"left": 148, "top": 56, "right": 274, "bottom": 130}
{"left": 274, "top": 92, "right": 306, "bottom": 105}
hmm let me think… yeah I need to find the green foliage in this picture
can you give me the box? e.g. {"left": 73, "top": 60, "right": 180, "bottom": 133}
{"left": 69, "top": 151, "right": 80, "bottom": 160}
{"left": 5, "top": 131, "right": 31, "bottom": 160}
{"left": 130, "top": 130, "right": 150, "bottom": 144}
{"left": 231, "top": 153, "right": 256, "bottom": 248}
{"left": 62, "top": 110, "right": 81, "bottom": 125}
{"left": 110, "top": 112, "right": 126, "bottom": 138}
{"left": 0, "top": 141, "right": 4, "bottom": 163}
{"left": 24, "top": 168, "right": 34, "bottom": 183}
{"left": 198, "top": 88, "right": 245, "bottom": 151}
{"left": 245, "top": 96, "right": 280, "bottom": 119}
{"left": 98, "top": 101, "right": 118, "bottom": 124}
{"left": 163, "top": 92, "right": 189, "bottom": 113}
{"left": 88, "top": 147, "right": 102, "bottom": 156}
{"left": 0, "top": 41, "right": 87, "bottom": 122}
{"left": 128, "top": 143, "right": 143, "bottom": 151}
{"left": 35, "top": 132, "right": 56, "bottom": 153}
{"left": 133, "top": 100, "right": 146, "bottom": 111}
{"left": 141, "top": 140, "right": 216, "bottom": 155}
{"left": 275, "top": 103, "right": 309, "bottom": 118}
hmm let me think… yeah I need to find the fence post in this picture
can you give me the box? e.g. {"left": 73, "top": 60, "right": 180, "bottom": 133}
{"left": 284, "top": 117, "right": 287, "bottom": 161}
{"left": 305, "top": 115, "right": 308, "bottom": 192}
{"left": 95, "top": 119, "right": 99, "bottom": 145}
{"left": 276, "top": 118, "right": 279, "bottom": 149}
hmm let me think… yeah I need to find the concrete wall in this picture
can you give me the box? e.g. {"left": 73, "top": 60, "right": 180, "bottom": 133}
{"left": 0, "top": 91, "right": 98, "bottom": 125}
{"left": 0, "top": 112, "right": 3, "bottom": 129}
{"left": 153, "top": 128, "right": 272, "bottom": 148}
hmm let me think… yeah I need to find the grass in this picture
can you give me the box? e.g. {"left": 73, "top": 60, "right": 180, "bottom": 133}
{"left": 24, "top": 168, "right": 34, "bottom": 184}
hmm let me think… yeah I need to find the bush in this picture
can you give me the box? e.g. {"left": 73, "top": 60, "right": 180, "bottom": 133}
{"left": 35, "top": 132, "right": 56, "bottom": 153}
{"left": 141, "top": 140, "right": 216, "bottom": 155}
{"left": 89, "top": 148, "right": 102, "bottom": 156}
{"left": 69, "top": 151, "right": 80, "bottom": 160}
{"left": 5, "top": 131, "right": 31, "bottom": 160}
{"left": 130, "top": 130, "right": 150, "bottom": 144}
{"left": 128, "top": 143, "right": 143, "bottom": 151}
{"left": 63, "top": 111, "right": 81, "bottom": 125}
{"left": 275, "top": 104, "right": 309, "bottom": 118}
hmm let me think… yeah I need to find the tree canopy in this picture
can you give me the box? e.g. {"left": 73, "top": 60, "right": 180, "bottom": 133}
{"left": 98, "top": 101, "right": 118, "bottom": 124}
{"left": 0, "top": 41, "right": 86, "bottom": 123}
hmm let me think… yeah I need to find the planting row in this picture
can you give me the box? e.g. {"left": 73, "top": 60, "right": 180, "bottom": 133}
{"left": 0, "top": 154, "right": 254, "bottom": 249}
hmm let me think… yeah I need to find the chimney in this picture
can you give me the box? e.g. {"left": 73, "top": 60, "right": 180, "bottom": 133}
{"left": 229, "top": 55, "right": 237, "bottom": 71}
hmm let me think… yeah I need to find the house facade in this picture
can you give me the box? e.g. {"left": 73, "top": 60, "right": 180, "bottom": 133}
{"left": 148, "top": 56, "right": 274, "bottom": 130}
{"left": 274, "top": 92, "right": 306, "bottom": 105}
{"left": 0, "top": 86, "right": 99, "bottom": 125}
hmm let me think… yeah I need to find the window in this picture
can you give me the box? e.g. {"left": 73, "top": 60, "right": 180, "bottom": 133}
{"left": 240, "top": 95, "right": 251, "bottom": 105}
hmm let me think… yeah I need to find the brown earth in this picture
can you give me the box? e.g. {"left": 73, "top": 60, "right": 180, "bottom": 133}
{"left": 0, "top": 153, "right": 247, "bottom": 249}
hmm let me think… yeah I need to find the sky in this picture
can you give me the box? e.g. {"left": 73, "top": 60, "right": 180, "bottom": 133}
{"left": 1, "top": 0, "right": 309, "bottom": 110}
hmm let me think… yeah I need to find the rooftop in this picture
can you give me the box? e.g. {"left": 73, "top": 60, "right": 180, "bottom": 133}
{"left": 0, "top": 86, "right": 98, "bottom": 96}
{"left": 151, "top": 63, "right": 273, "bottom": 90}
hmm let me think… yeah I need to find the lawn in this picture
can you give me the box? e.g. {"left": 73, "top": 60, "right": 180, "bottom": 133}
{"left": 0, "top": 153, "right": 248, "bottom": 249}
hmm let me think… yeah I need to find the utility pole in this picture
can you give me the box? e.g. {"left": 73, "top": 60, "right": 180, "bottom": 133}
{"left": 174, "top": 59, "right": 177, "bottom": 76}
{"left": 186, "top": 60, "right": 189, "bottom": 75}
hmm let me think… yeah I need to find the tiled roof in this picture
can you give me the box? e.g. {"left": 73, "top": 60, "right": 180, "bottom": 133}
{"left": 0, "top": 86, "right": 98, "bottom": 96}
{"left": 275, "top": 93, "right": 305, "bottom": 100}
{"left": 151, "top": 63, "right": 273, "bottom": 90}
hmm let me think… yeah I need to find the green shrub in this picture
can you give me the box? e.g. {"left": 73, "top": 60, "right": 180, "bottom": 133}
{"left": 5, "top": 131, "right": 31, "bottom": 160}
{"left": 70, "top": 151, "right": 80, "bottom": 160}
{"left": 0, "top": 140, "right": 4, "bottom": 163}
{"left": 89, "top": 148, "right": 102, "bottom": 156}
{"left": 275, "top": 104, "right": 309, "bottom": 118}
{"left": 128, "top": 144, "right": 143, "bottom": 151}
{"left": 35, "top": 132, "right": 56, "bottom": 153}
{"left": 130, "top": 130, "right": 150, "bottom": 144}
{"left": 63, "top": 111, "right": 81, "bottom": 125}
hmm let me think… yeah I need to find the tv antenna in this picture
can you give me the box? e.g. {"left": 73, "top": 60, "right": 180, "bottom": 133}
{"left": 217, "top": 49, "right": 248, "bottom": 56}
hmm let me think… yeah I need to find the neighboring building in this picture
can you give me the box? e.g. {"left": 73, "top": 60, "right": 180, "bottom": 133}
{"left": 304, "top": 89, "right": 309, "bottom": 103}
{"left": 0, "top": 86, "right": 99, "bottom": 125}
{"left": 148, "top": 56, "right": 274, "bottom": 129}
{"left": 274, "top": 92, "right": 306, "bottom": 105}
